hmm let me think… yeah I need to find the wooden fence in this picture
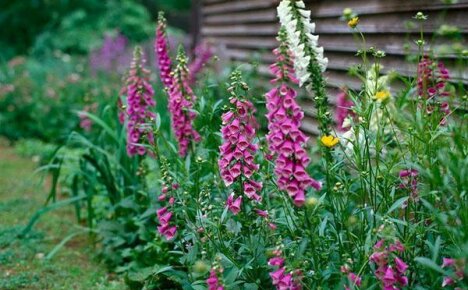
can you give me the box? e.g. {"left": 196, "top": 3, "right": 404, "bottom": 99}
{"left": 197, "top": 0, "right": 468, "bottom": 135}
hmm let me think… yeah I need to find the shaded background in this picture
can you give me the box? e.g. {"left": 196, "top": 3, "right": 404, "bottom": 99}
{"left": 0, "top": 0, "right": 196, "bottom": 142}
{"left": 0, "top": 0, "right": 191, "bottom": 60}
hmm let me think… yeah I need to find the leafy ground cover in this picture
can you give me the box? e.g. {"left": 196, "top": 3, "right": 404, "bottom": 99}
{"left": 0, "top": 141, "right": 125, "bottom": 290}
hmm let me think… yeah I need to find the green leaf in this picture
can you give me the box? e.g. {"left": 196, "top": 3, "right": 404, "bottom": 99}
{"left": 319, "top": 216, "right": 328, "bottom": 236}
{"left": 224, "top": 267, "right": 239, "bottom": 285}
{"left": 127, "top": 267, "right": 153, "bottom": 282}
{"left": 226, "top": 219, "right": 242, "bottom": 235}
{"left": 414, "top": 257, "right": 447, "bottom": 275}
{"left": 46, "top": 230, "right": 87, "bottom": 260}
{"left": 387, "top": 197, "right": 409, "bottom": 214}
{"left": 244, "top": 283, "right": 259, "bottom": 290}
{"left": 20, "top": 195, "right": 87, "bottom": 237}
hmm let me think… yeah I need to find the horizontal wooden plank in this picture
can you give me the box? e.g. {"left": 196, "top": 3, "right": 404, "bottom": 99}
{"left": 301, "top": 116, "right": 320, "bottom": 136}
{"left": 228, "top": 48, "right": 468, "bottom": 82}
{"left": 204, "top": 9, "right": 277, "bottom": 24}
{"left": 314, "top": 10, "right": 468, "bottom": 34}
{"left": 204, "top": 0, "right": 229, "bottom": 4}
{"left": 202, "top": 23, "right": 279, "bottom": 36}
{"left": 203, "top": 12, "right": 467, "bottom": 36}
{"left": 253, "top": 63, "right": 363, "bottom": 91}
{"left": 306, "top": 0, "right": 468, "bottom": 18}
{"left": 203, "top": 0, "right": 279, "bottom": 15}
{"left": 203, "top": 36, "right": 278, "bottom": 49}
{"left": 203, "top": 0, "right": 468, "bottom": 19}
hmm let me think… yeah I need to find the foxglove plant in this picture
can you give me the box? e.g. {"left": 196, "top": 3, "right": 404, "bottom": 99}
{"left": 156, "top": 158, "right": 177, "bottom": 240}
{"left": 399, "top": 169, "right": 419, "bottom": 204}
{"left": 206, "top": 261, "right": 224, "bottom": 290}
{"left": 78, "top": 103, "right": 97, "bottom": 132}
{"left": 168, "top": 47, "right": 201, "bottom": 157}
{"left": 268, "top": 247, "right": 302, "bottom": 289}
{"left": 90, "top": 32, "right": 130, "bottom": 74}
{"left": 189, "top": 41, "right": 213, "bottom": 84}
{"left": 334, "top": 88, "right": 354, "bottom": 132}
{"left": 219, "top": 70, "right": 262, "bottom": 214}
{"left": 155, "top": 12, "right": 174, "bottom": 88}
{"left": 341, "top": 264, "right": 362, "bottom": 290}
{"left": 417, "top": 55, "right": 451, "bottom": 125}
{"left": 369, "top": 239, "right": 409, "bottom": 289}
{"left": 124, "top": 46, "right": 156, "bottom": 157}
{"left": 266, "top": 28, "right": 321, "bottom": 206}
{"left": 441, "top": 257, "right": 465, "bottom": 288}
{"left": 277, "top": 0, "right": 332, "bottom": 136}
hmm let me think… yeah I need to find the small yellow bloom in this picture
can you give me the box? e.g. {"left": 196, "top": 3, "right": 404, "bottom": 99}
{"left": 348, "top": 17, "right": 359, "bottom": 29}
{"left": 343, "top": 8, "right": 353, "bottom": 18}
{"left": 321, "top": 135, "right": 340, "bottom": 148}
{"left": 373, "top": 90, "right": 390, "bottom": 102}
{"left": 305, "top": 197, "right": 319, "bottom": 207}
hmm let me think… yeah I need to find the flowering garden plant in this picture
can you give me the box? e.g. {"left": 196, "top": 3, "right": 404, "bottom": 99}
{"left": 23, "top": 1, "right": 467, "bottom": 289}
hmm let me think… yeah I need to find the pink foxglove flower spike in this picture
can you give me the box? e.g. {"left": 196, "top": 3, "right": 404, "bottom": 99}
{"left": 189, "top": 41, "right": 213, "bottom": 85}
{"left": 168, "top": 47, "right": 201, "bottom": 157}
{"left": 266, "top": 27, "right": 321, "bottom": 206}
{"left": 369, "top": 239, "right": 409, "bottom": 289}
{"left": 206, "top": 263, "right": 224, "bottom": 290}
{"left": 156, "top": 159, "right": 177, "bottom": 240}
{"left": 417, "top": 55, "right": 452, "bottom": 125}
{"left": 334, "top": 88, "right": 354, "bottom": 132}
{"left": 124, "top": 46, "right": 156, "bottom": 157}
{"left": 155, "top": 12, "right": 174, "bottom": 89}
{"left": 268, "top": 247, "right": 303, "bottom": 289}
{"left": 219, "top": 70, "right": 263, "bottom": 214}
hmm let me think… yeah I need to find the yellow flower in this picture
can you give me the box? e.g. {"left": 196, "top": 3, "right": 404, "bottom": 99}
{"left": 321, "top": 135, "right": 340, "bottom": 148}
{"left": 305, "top": 197, "right": 319, "bottom": 207}
{"left": 348, "top": 17, "right": 359, "bottom": 29}
{"left": 343, "top": 8, "right": 353, "bottom": 18}
{"left": 373, "top": 90, "right": 390, "bottom": 102}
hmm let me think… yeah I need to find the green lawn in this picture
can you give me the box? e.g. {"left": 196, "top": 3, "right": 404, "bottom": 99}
{"left": 0, "top": 143, "right": 125, "bottom": 289}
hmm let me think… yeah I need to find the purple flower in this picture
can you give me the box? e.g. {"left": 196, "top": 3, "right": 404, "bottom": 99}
{"left": 442, "top": 258, "right": 455, "bottom": 268}
{"left": 265, "top": 29, "right": 321, "bottom": 207}
{"left": 167, "top": 47, "right": 201, "bottom": 157}
{"left": 207, "top": 268, "right": 224, "bottom": 290}
{"left": 188, "top": 41, "right": 213, "bottom": 84}
{"left": 78, "top": 103, "right": 97, "bottom": 132}
{"left": 268, "top": 248, "right": 302, "bottom": 289}
{"left": 417, "top": 55, "right": 452, "bottom": 125}
{"left": 347, "top": 272, "right": 362, "bottom": 287}
{"left": 369, "top": 239, "right": 409, "bottom": 288}
{"left": 226, "top": 193, "right": 242, "bottom": 215}
{"left": 89, "top": 32, "right": 131, "bottom": 74}
{"left": 399, "top": 169, "right": 419, "bottom": 204}
{"left": 334, "top": 88, "right": 354, "bottom": 132}
{"left": 219, "top": 71, "right": 262, "bottom": 214}
{"left": 155, "top": 12, "right": 174, "bottom": 88}
{"left": 124, "top": 47, "right": 156, "bottom": 157}
{"left": 156, "top": 181, "right": 178, "bottom": 240}
{"left": 441, "top": 257, "right": 465, "bottom": 288}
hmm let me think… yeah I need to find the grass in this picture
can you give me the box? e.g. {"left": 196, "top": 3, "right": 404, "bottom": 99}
{"left": 0, "top": 141, "right": 126, "bottom": 289}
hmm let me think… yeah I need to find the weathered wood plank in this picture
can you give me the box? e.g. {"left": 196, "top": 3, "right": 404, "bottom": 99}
{"left": 203, "top": 0, "right": 279, "bottom": 15}
{"left": 204, "top": 0, "right": 229, "bottom": 4}
{"left": 203, "top": 36, "right": 278, "bottom": 49}
{"left": 202, "top": 23, "right": 279, "bottom": 36}
{"left": 202, "top": 9, "right": 467, "bottom": 36}
{"left": 204, "top": 9, "right": 277, "bottom": 24}
{"left": 306, "top": 0, "right": 468, "bottom": 18}
{"left": 200, "top": 0, "right": 468, "bottom": 132}
{"left": 314, "top": 10, "right": 468, "bottom": 34}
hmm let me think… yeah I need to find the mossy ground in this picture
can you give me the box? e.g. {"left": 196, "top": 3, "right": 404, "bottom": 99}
{"left": 0, "top": 142, "right": 126, "bottom": 289}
